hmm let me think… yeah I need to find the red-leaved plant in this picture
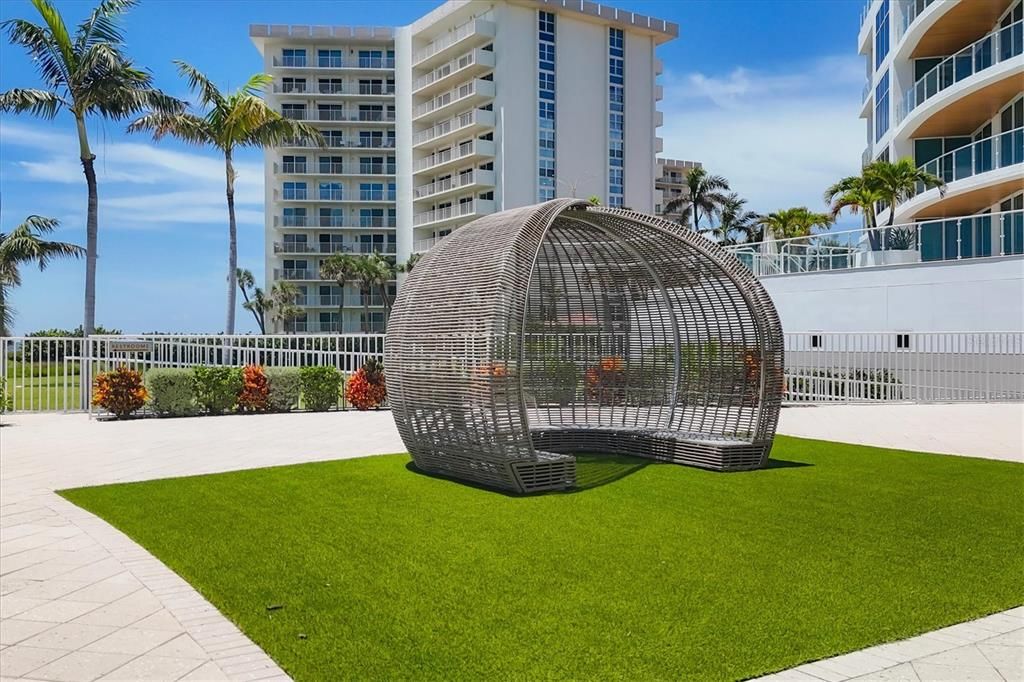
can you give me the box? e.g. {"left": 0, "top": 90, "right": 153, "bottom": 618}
{"left": 345, "top": 358, "right": 386, "bottom": 411}
{"left": 92, "top": 366, "right": 148, "bottom": 419}
{"left": 237, "top": 364, "right": 269, "bottom": 412}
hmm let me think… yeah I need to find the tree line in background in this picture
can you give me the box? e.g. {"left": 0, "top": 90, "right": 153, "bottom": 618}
{"left": 0, "top": 0, "right": 948, "bottom": 337}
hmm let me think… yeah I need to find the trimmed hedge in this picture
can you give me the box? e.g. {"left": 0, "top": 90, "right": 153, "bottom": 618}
{"left": 145, "top": 368, "right": 198, "bottom": 417}
{"left": 300, "top": 365, "right": 342, "bottom": 412}
{"left": 193, "top": 366, "right": 243, "bottom": 415}
{"left": 265, "top": 367, "right": 302, "bottom": 412}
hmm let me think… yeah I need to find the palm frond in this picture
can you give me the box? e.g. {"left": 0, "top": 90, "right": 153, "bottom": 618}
{"left": 174, "top": 60, "right": 225, "bottom": 108}
{"left": 75, "top": 0, "right": 136, "bottom": 52}
{"left": 29, "top": 0, "right": 76, "bottom": 78}
{"left": 0, "top": 88, "right": 65, "bottom": 118}
{"left": 242, "top": 115, "right": 325, "bottom": 149}
{"left": 2, "top": 18, "right": 73, "bottom": 90}
{"left": 240, "top": 73, "right": 272, "bottom": 98}
{"left": 127, "top": 111, "right": 213, "bottom": 145}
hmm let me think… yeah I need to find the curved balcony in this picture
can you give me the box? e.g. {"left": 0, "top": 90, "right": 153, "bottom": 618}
{"left": 894, "top": 126, "right": 1024, "bottom": 220}
{"left": 896, "top": 17, "right": 1022, "bottom": 133}
{"left": 412, "top": 108, "right": 495, "bottom": 149}
{"left": 897, "top": 0, "right": 1015, "bottom": 59}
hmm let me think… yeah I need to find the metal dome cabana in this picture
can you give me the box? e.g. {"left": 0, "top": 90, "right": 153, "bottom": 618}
{"left": 386, "top": 199, "right": 784, "bottom": 494}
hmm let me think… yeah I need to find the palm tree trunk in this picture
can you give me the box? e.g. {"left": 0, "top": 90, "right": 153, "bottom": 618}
{"left": 337, "top": 279, "right": 345, "bottom": 335}
{"left": 76, "top": 116, "right": 98, "bottom": 336}
{"left": 224, "top": 149, "right": 238, "bottom": 335}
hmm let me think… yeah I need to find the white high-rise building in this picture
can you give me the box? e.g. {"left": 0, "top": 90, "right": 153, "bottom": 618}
{"left": 859, "top": 0, "right": 1022, "bottom": 233}
{"left": 251, "top": 0, "right": 676, "bottom": 333}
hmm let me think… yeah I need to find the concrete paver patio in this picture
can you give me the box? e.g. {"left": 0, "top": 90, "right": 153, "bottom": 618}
{"left": 1, "top": 405, "right": 1021, "bottom": 681}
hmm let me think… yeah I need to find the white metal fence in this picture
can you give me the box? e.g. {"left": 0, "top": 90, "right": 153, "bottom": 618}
{"left": 1, "top": 332, "right": 1021, "bottom": 412}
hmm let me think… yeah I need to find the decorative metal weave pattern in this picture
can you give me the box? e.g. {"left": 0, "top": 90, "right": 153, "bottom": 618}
{"left": 386, "top": 199, "right": 784, "bottom": 493}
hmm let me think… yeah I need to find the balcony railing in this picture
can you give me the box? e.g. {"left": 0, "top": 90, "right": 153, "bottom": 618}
{"left": 414, "top": 169, "right": 494, "bottom": 199}
{"left": 284, "top": 109, "right": 396, "bottom": 123}
{"left": 273, "top": 268, "right": 319, "bottom": 281}
{"left": 725, "top": 209, "right": 1024, "bottom": 277}
{"left": 357, "top": 163, "right": 395, "bottom": 175}
{"left": 358, "top": 83, "right": 395, "bottom": 95}
{"left": 413, "top": 108, "right": 493, "bottom": 146}
{"left": 318, "top": 163, "right": 345, "bottom": 174}
{"left": 898, "top": 18, "right": 1023, "bottom": 124}
{"left": 413, "top": 139, "right": 494, "bottom": 173}
{"left": 413, "top": 199, "right": 491, "bottom": 227}
{"left": 279, "top": 215, "right": 310, "bottom": 227}
{"left": 282, "top": 189, "right": 308, "bottom": 200}
{"left": 413, "top": 19, "right": 495, "bottom": 66}
{"left": 274, "top": 241, "right": 319, "bottom": 254}
{"left": 275, "top": 83, "right": 308, "bottom": 94}
{"left": 319, "top": 189, "right": 344, "bottom": 201}
{"left": 359, "top": 217, "right": 396, "bottom": 228}
{"left": 282, "top": 136, "right": 395, "bottom": 149}
{"left": 274, "top": 56, "right": 307, "bottom": 67}
{"left": 896, "top": 0, "right": 938, "bottom": 41}
{"left": 412, "top": 47, "right": 494, "bottom": 92}
{"left": 413, "top": 79, "right": 494, "bottom": 119}
{"left": 356, "top": 57, "right": 394, "bottom": 69}
{"left": 358, "top": 190, "right": 397, "bottom": 201}
{"left": 280, "top": 162, "right": 307, "bottom": 174}
{"left": 915, "top": 126, "right": 1024, "bottom": 194}
{"left": 319, "top": 216, "right": 347, "bottom": 227}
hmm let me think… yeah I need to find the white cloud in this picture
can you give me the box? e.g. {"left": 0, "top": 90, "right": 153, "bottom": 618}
{"left": 659, "top": 55, "right": 866, "bottom": 220}
{"left": 1, "top": 121, "right": 264, "bottom": 231}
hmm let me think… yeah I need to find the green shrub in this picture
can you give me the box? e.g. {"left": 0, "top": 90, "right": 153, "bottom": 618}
{"left": 300, "top": 365, "right": 341, "bottom": 412}
{"left": 265, "top": 367, "right": 301, "bottom": 412}
{"left": 145, "top": 368, "right": 197, "bottom": 417}
{"left": 192, "top": 366, "right": 243, "bottom": 415}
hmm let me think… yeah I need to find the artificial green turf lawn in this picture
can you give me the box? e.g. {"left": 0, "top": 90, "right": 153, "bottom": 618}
{"left": 60, "top": 436, "right": 1024, "bottom": 681}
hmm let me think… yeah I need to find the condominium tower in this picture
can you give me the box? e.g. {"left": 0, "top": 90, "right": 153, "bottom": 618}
{"left": 251, "top": 0, "right": 676, "bottom": 333}
{"left": 859, "top": 0, "right": 1022, "bottom": 250}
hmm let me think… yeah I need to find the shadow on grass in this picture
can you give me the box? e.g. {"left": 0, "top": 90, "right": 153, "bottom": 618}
{"left": 406, "top": 454, "right": 811, "bottom": 496}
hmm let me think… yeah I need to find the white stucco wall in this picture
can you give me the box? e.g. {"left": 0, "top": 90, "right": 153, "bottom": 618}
{"left": 762, "top": 258, "right": 1024, "bottom": 332}
{"left": 492, "top": 2, "right": 537, "bottom": 210}
{"left": 554, "top": 15, "right": 609, "bottom": 203}
{"left": 623, "top": 32, "right": 656, "bottom": 212}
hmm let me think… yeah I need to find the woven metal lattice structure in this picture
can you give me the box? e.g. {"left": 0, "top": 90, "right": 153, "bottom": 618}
{"left": 386, "top": 199, "right": 784, "bottom": 493}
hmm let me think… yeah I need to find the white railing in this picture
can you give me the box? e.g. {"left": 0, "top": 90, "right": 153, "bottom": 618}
{"left": 897, "top": 17, "right": 1023, "bottom": 124}
{"left": 413, "top": 199, "right": 492, "bottom": 227}
{"left": 413, "top": 236, "right": 441, "bottom": 252}
{"left": 413, "top": 79, "right": 494, "bottom": 119}
{"left": 281, "top": 136, "right": 395, "bottom": 149}
{"left": 273, "top": 268, "right": 320, "bottom": 281}
{"left": 413, "top": 139, "right": 495, "bottom": 172}
{"left": 413, "top": 19, "right": 495, "bottom": 66}
{"left": 726, "top": 210, "right": 1024, "bottom": 277}
{"left": 414, "top": 169, "right": 494, "bottom": 199}
{"left": 413, "top": 47, "right": 494, "bottom": 92}
{"left": 413, "top": 108, "right": 494, "bottom": 146}
{"left": 916, "top": 126, "right": 1024, "bottom": 190}
{"left": 0, "top": 334, "right": 387, "bottom": 413}
{"left": 785, "top": 332, "right": 1024, "bottom": 403}
{"left": 4, "top": 332, "right": 1021, "bottom": 413}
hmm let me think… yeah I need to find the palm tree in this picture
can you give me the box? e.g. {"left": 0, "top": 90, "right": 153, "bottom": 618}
{"left": 865, "top": 158, "right": 946, "bottom": 226}
{"left": 269, "top": 281, "right": 301, "bottom": 333}
{"left": 824, "top": 175, "right": 883, "bottom": 228}
{"left": 128, "top": 61, "right": 324, "bottom": 335}
{"left": 320, "top": 253, "right": 360, "bottom": 334}
{"left": 350, "top": 254, "right": 395, "bottom": 332}
{"left": 398, "top": 253, "right": 422, "bottom": 274}
{"left": 705, "top": 193, "right": 760, "bottom": 245}
{"left": 1, "top": 216, "right": 85, "bottom": 335}
{"left": 663, "top": 167, "right": 730, "bottom": 232}
{"left": 759, "top": 207, "right": 834, "bottom": 240}
{"left": 236, "top": 267, "right": 269, "bottom": 334}
{"left": 1, "top": 0, "right": 181, "bottom": 335}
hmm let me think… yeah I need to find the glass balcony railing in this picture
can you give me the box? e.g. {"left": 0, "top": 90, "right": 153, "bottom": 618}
{"left": 281, "top": 162, "right": 307, "bottom": 174}
{"left": 280, "top": 215, "right": 309, "bottom": 227}
{"left": 916, "top": 126, "right": 1024, "bottom": 193}
{"left": 725, "top": 209, "right": 1024, "bottom": 277}
{"left": 318, "top": 163, "right": 344, "bottom": 174}
{"left": 898, "top": 18, "right": 1023, "bottom": 124}
{"left": 357, "top": 56, "right": 395, "bottom": 69}
{"left": 896, "top": 0, "right": 938, "bottom": 41}
{"left": 282, "top": 189, "right": 307, "bottom": 200}
{"left": 358, "top": 190, "right": 397, "bottom": 201}
{"left": 319, "top": 189, "right": 344, "bottom": 201}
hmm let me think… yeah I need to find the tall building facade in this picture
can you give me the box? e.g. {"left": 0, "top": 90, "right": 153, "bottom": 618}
{"left": 859, "top": 0, "right": 1022, "bottom": 248}
{"left": 252, "top": 0, "right": 676, "bottom": 332}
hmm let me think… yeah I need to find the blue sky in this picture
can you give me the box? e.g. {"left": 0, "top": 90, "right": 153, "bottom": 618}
{"left": 0, "top": 0, "right": 865, "bottom": 334}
